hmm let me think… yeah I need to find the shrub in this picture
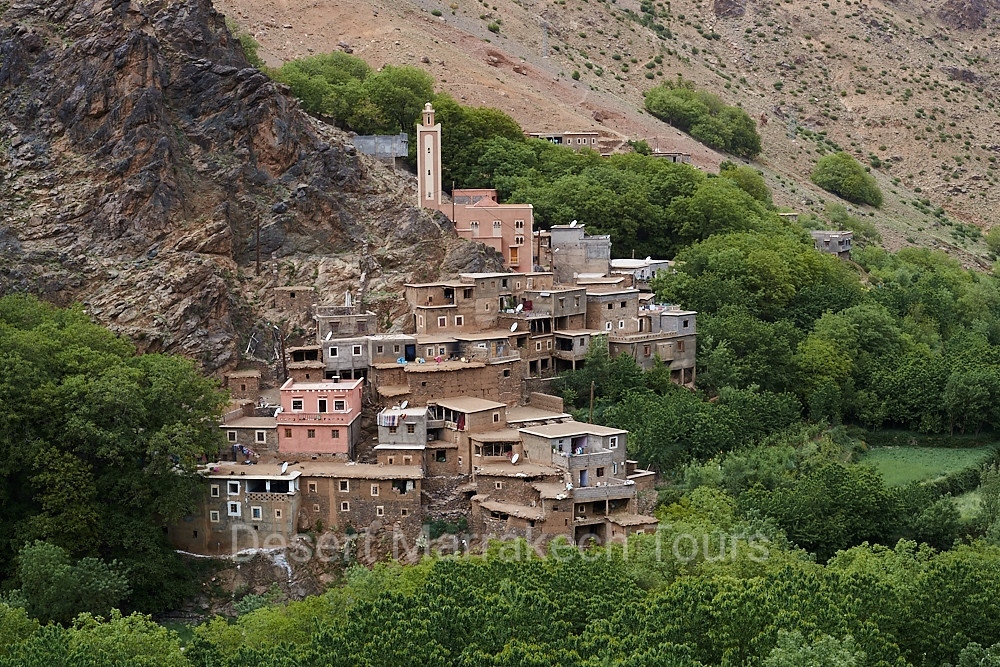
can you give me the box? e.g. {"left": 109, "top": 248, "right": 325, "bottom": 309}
{"left": 811, "top": 152, "right": 884, "bottom": 207}
{"left": 985, "top": 227, "right": 1000, "bottom": 254}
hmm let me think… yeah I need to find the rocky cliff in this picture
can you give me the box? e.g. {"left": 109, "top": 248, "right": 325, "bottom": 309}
{"left": 0, "top": 0, "right": 498, "bottom": 370}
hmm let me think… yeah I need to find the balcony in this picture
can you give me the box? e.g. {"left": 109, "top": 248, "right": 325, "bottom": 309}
{"left": 553, "top": 348, "right": 586, "bottom": 362}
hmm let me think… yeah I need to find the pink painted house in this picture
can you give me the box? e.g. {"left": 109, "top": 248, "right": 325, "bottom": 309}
{"left": 276, "top": 377, "right": 364, "bottom": 457}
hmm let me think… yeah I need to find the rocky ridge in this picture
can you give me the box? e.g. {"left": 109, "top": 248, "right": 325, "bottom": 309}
{"left": 0, "top": 0, "right": 499, "bottom": 369}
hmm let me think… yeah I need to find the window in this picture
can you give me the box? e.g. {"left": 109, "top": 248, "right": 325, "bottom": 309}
{"left": 417, "top": 315, "right": 424, "bottom": 327}
{"left": 677, "top": 340, "right": 686, "bottom": 353}
{"left": 618, "top": 320, "right": 625, "bottom": 329}
{"left": 209, "top": 510, "right": 220, "bottom": 523}
{"left": 515, "top": 219, "right": 524, "bottom": 229}
{"left": 401, "top": 508, "right": 409, "bottom": 517}
{"left": 438, "top": 347, "right": 446, "bottom": 355}
{"left": 317, "top": 399, "right": 327, "bottom": 413}
{"left": 536, "top": 341, "right": 542, "bottom": 351}
{"left": 607, "top": 303, "right": 613, "bottom": 310}
{"left": 228, "top": 502, "right": 241, "bottom": 517}
{"left": 227, "top": 431, "right": 237, "bottom": 442}
{"left": 547, "top": 340, "right": 553, "bottom": 350}
{"left": 393, "top": 345, "right": 400, "bottom": 353}
{"left": 388, "top": 457, "right": 395, "bottom": 465}
{"left": 493, "top": 412, "right": 501, "bottom": 423}
{"left": 308, "top": 482, "right": 318, "bottom": 493}
{"left": 501, "top": 278, "right": 509, "bottom": 288}
{"left": 493, "top": 220, "right": 502, "bottom": 237}
{"left": 455, "top": 315, "right": 464, "bottom": 326}
{"left": 313, "top": 503, "right": 321, "bottom": 512}
{"left": 502, "top": 369, "right": 511, "bottom": 377}
{"left": 376, "top": 345, "right": 384, "bottom": 354}
{"left": 404, "top": 455, "right": 412, "bottom": 465}
{"left": 371, "top": 484, "right": 380, "bottom": 497}
{"left": 307, "top": 429, "right": 316, "bottom": 438}
{"left": 255, "top": 430, "right": 267, "bottom": 443}
{"left": 495, "top": 481, "right": 504, "bottom": 490}
{"left": 284, "top": 428, "right": 292, "bottom": 438}
{"left": 352, "top": 345, "right": 362, "bottom": 356}
{"left": 605, "top": 322, "right": 612, "bottom": 331}
{"left": 228, "top": 481, "right": 239, "bottom": 495}
{"left": 332, "top": 429, "right": 340, "bottom": 439}
{"left": 435, "top": 450, "right": 447, "bottom": 462}
{"left": 621, "top": 301, "right": 627, "bottom": 308}
{"left": 291, "top": 398, "right": 304, "bottom": 411}
{"left": 329, "top": 347, "right": 338, "bottom": 357}
{"left": 596, "top": 467, "right": 605, "bottom": 477}
{"left": 210, "top": 484, "right": 220, "bottom": 498}
{"left": 683, "top": 319, "right": 690, "bottom": 328}
{"left": 334, "top": 399, "right": 346, "bottom": 411}
{"left": 470, "top": 221, "right": 480, "bottom": 237}
{"left": 406, "top": 423, "right": 415, "bottom": 434}
{"left": 463, "top": 288, "right": 473, "bottom": 299}
{"left": 389, "top": 425, "right": 398, "bottom": 434}
{"left": 376, "top": 506, "right": 385, "bottom": 517}
{"left": 458, "top": 456, "right": 463, "bottom": 467}
{"left": 340, "top": 501, "right": 350, "bottom": 512}
{"left": 643, "top": 345, "right": 651, "bottom": 357}
{"left": 510, "top": 248, "right": 519, "bottom": 264}
{"left": 275, "top": 509, "right": 283, "bottom": 519}
{"left": 609, "top": 436, "right": 618, "bottom": 449}
{"left": 339, "top": 480, "right": 349, "bottom": 492}
{"left": 613, "top": 462, "right": 618, "bottom": 475}
{"left": 251, "top": 506, "right": 263, "bottom": 520}
{"left": 485, "top": 302, "right": 490, "bottom": 312}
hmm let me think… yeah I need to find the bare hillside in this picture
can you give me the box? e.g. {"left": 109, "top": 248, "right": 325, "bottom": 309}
{"left": 219, "top": 0, "right": 1000, "bottom": 265}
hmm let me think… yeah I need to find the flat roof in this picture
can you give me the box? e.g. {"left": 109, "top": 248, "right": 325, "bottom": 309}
{"left": 221, "top": 417, "right": 276, "bottom": 429}
{"left": 226, "top": 369, "right": 261, "bottom": 378}
{"left": 367, "top": 334, "right": 417, "bottom": 341}
{"left": 505, "top": 405, "right": 572, "bottom": 423}
{"left": 469, "top": 429, "right": 522, "bottom": 442}
{"left": 376, "top": 385, "right": 411, "bottom": 398}
{"left": 453, "top": 330, "right": 519, "bottom": 341}
{"left": 475, "top": 462, "right": 563, "bottom": 477}
{"left": 373, "top": 443, "right": 427, "bottom": 451}
{"left": 274, "top": 286, "right": 314, "bottom": 291}
{"left": 280, "top": 377, "right": 364, "bottom": 391}
{"left": 287, "top": 345, "right": 321, "bottom": 352}
{"left": 610, "top": 258, "right": 671, "bottom": 269}
{"left": 519, "top": 421, "right": 626, "bottom": 439}
{"left": 478, "top": 499, "right": 544, "bottom": 521}
{"left": 585, "top": 288, "right": 640, "bottom": 297}
{"left": 287, "top": 361, "right": 325, "bottom": 369}
{"left": 403, "top": 360, "right": 487, "bottom": 373}
{"left": 433, "top": 396, "right": 506, "bottom": 413}
{"left": 553, "top": 329, "right": 599, "bottom": 337}
{"left": 533, "top": 482, "right": 572, "bottom": 499}
{"left": 405, "top": 280, "right": 465, "bottom": 288}
{"left": 293, "top": 462, "right": 424, "bottom": 480}
{"left": 415, "top": 334, "right": 459, "bottom": 344}
{"left": 203, "top": 462, "right": 301, "bottom": 480}
{"left": 379, "top": 407, "right": 428, "bottom": 418}
{"left": 607, "top": 514, "right": 659, "bottom": 527}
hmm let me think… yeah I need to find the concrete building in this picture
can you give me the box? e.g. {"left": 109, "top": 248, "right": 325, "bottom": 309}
{"left": 535, "top": 225, "right": 612, "bottom": 284}
{"left": 275, "top": 377, "right": 364, "bottom": 457}
{"left": 810, "top": 230, "right": 853, "bottom": 259}
{"left": 527, "top": 131, "right": 602, "bottom": 151}
{"left": 609, "top": 258, "right": 673, "bottom": 290}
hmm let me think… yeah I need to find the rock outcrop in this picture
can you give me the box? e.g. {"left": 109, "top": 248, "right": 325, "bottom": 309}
{"left": 0, "top": 0, "right": 500, "bottom": 370}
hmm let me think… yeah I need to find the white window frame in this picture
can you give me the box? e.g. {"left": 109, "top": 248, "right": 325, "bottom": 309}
{"left": 609, "top": 436, "right": 619, "bottom": 449}
{"left": 227, "top": 430, "right": 237, "bottom": 442}
{"left": 274, "top": 509, "right": 283, "bottom": 519}
{"left": 340, "top": 501, "right": 350, "bottom": 512}
{"left": 352, "top": 345, "right": 363, "bottom": 356}
{"left": 291, "top": 398, "right": 304, "bottom": 411}
{"left": 334, "top": 399, "right": 346, "bottom": 411}
{"left": 210, "top": 484, "right": 220, "bottom": 498}
{"left": 340, "top": 480, "right": 349, "bottom": 492}
{"left": 371, "top": 484, "right": 380, "bottom": 497}
{"left": 329, "top": 347, "right": 339, "bottom": 357}
{"left": 255, "top": 430, "right": 267, "bottom": 443}
{"left": 227, "top": 481, "right": 240, "bottom": 496}
{"left": 251, "top": 506, "right": 263, "bottom": 520}
{"left": 619, "top": 320, "right": 625, "bottom": 329}
{"left": 209, "top": 510, "right": 220, "bottom": 523}
{"left": 227, "top": 501, "right": 241, "bottom": 517}
{"left": 455, "top": 315, "right": 464, "bottom": 326}
{"left": 605, "top": 322, "right": 612, "bottom": 331}
{"left": 376, "top": 506, "right": 385, "bottom": 517}
{"left": 437, "top": 316, "right": 447, "bottom": 328}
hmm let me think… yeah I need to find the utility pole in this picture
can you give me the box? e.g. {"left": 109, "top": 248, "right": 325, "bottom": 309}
{"left": 255, "top": 214, "right": 261, "bottom": 276}
{"left": 451, "top": 180, "right": 456, "bottom": 222}
{"left": 589, "top": 380, "right": 595, "bottom": 424}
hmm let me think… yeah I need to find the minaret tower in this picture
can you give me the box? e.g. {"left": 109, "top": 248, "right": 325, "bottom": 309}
{"left": 416, "top": 102, "right": 442, "bottom": 210}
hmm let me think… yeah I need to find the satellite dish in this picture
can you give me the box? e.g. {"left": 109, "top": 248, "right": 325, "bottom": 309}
{"left": 324, "top": 331, "right": 333, "bottom": 341}
{"left": 400, "top": 400, "right": 409, "bottom": 409}
{"left": 511, "top": 453, "right": 520, "bottom": 464}
{"left": 515, "top": 303, "right": 524, "bottom": 313}
{"left": 645, "top": 256, "right": 652, "bottom": 262}
{"left": 281, "top": 462, "right": 289, "bottom": 474}
{"left": 510, "top": 322, "right": 518, "bottom": 332}
{"left": 569, "top": 220, "right": 577, "bottom": 227}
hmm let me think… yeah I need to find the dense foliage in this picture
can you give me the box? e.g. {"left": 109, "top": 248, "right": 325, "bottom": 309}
{"left": 811, "top": 152, "right": 884, "bottom": 207}
{"left": 0, "top": 295, "right": 226, "bottom": 617}
{"left": 644, "top": 79, "right": 762, "bottom": 159}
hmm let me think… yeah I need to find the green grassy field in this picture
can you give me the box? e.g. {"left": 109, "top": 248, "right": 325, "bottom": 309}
{"left": 859, "top": 445, "right": 998, "bottom": 487}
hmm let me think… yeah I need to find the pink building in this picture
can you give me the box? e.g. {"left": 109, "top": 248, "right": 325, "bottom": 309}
{"left": 416, "top": 103, "right": 533, "bottom": 270}
{"left": 276, "top": 377, "right": 364, "bottom": 457}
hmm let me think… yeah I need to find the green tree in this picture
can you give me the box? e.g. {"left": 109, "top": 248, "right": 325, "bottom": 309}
{"left": 763, "top": 631, "right": 865, "bottom": 667}
{"left": 811, "top": 152, "right": 883, "bottom": 207}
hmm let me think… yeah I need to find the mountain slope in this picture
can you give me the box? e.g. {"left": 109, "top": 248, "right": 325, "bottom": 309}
{"left": 219, "top": 0, "right": 999, "bottom": 263}
{"left": 0, "top": 0, "right": 497, "bottom": 369}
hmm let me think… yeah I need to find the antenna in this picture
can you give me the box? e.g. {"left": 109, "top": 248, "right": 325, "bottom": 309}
{"left": 280, "top": 462, "right": 289, "bottom": 474}
{"left": 400, "top": 400, "right": 408, "bottom": 409}
{"left": 510, "top": 322, "right": 518, "bottom": 332}
{"left": 515, "top": 303, "right": 524, "bottom": 313}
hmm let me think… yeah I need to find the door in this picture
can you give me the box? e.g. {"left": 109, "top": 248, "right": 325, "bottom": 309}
{"left": 579, "top": 469, "right": 588, "bottom": 487}
{"left": 405, "top": 344, "right": 416, "bottom": 362}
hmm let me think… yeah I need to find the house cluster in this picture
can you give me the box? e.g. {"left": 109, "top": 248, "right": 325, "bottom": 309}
{"left": 167, "top": 104, "right": 699, "bottom": 556}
